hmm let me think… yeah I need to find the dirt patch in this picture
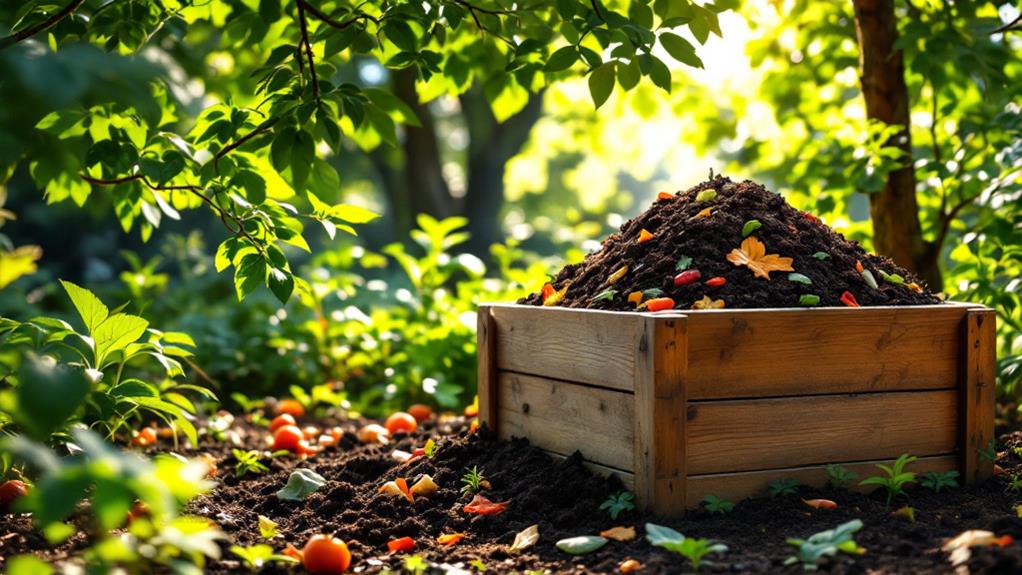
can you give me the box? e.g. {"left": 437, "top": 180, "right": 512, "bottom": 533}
{"left": 521, "top": 176, "right": 941, "bottom": 310}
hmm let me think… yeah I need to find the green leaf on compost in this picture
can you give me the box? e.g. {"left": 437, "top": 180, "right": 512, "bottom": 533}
{"left": 276, "top": 469, "right": 326, "bottom": 501}
{"left": 860, "top": 269, "right": 878, "bottom": 289}
{"left": 643, "top": 288, "right": 664, "bottom": 299}
{"left": 556, "top": 535, "right": 607, "bottom": 555}
{"left": 646, "top": 523, "right": 686, "bottom": 548}
{"left": 798, "top": 294, "right": 821, "bottom": 306}
{"left": 788, "top": 273, "right": 812, "bottom": 285}
{"left": 741, "top": 220, "right": 762, "bottom": 237}
{"left": 593, "top": 289, "right": 617, "bottom": 302}
{"left": 258, "top": 515, "right": 279, "bottom": 539}
{"left": 675, "top": 255, "right": 693, "bottom": 271}
{"left": 812, "top": 252, "right": 830, "bottom": 260}
{"left": 879, "top": 270, "right": 906, "bottom": 285}
{"left": 695, "top": 190, "right": 717, "bottom": 203}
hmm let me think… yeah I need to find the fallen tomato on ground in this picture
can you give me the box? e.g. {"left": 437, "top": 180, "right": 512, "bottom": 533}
{"left": 301, "top": 534, "right": 351, "bottom": 574}
{"left": 0, "top": 480, "right": 28, "bottom": 510}
{"left": 272, "top": 425, "right": 306, "bottom": 452}
{"left": 276, "top": 399, "right": 305, "bottom": 418}
{"left": 384, "top": 412, "right": 417, "bottom": 435}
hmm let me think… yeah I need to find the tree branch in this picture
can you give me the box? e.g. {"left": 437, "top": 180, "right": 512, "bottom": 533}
{"left": 297, "top": 0, "right": 379, "bottom": 29}
{"left": 992, "top": 14, "right": 1022, "bottom": 34}
{"left": 0, "top": 0, "right": 86, "bottom": 50}
{"left": 213, "top": 117, "right": 280, "bottom": 172}
{"left": 296, "top": 1, "right": 320, "bottom": 102}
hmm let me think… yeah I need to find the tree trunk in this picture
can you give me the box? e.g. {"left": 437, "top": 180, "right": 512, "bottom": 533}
{"left": 851, "top": 0, "right": 942, "bottom": 289}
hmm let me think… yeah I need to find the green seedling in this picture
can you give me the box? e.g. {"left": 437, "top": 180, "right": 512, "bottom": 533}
{"left": 768, "top": 478, "right": 799, "bottom": 497}
{"left": 460, "top": 466, "right": 486, "bottom": 496}
{"left": 599, "top": 491, "right": 636, "bottom": 519}
{"left": 978, "top": 439, "right": 997, "bottom": 462}
{"left": 859, "top": 454, "right": 916, "bottom": 505}
{"left": 646, "top": 523, "right": 727, "bottom": 571}
{"left": 826, "top": 464, "right": 857, "bottom": 489}
{"left": 920, "top": 470, "right": 959, "bottom": 493}
{"left": 230, "top": 544, "right": 299, "bottom": 571}
{"left": 233, "top": 449, "right": 269, "bottom": 477}
{"left": 702, "top": 495, "right": 734, "bottom": 515}
{"left": 1007, "top": 474, "right": 1022, "bottom": 493}
{"left": 784, "top": 519, "right": 864, "bottom": 571}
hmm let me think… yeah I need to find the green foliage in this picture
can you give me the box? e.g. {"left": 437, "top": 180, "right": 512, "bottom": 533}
{"left": 599, "top": 490, "right": 636, "bottom": 519}
{"left": 276, "top": 468, "right": 327, "bottom": 501}
{"left": 784, "top": 520, "right": 865, "bottom": 571}
{"left": 859, "top": 454, "right": 917, "bottom": 506}
{"left": 230, "top": 544, "right": 299, "bottom": 571}
{"left": 702, "top": 494, "right": 734, "bottom": 515}
{"left": 232, "top": 449, "right": 269, "bottom": 477}
{"left": 645, "top": 523, "right": 728, "bottom": 571}
{"left": 920, "top": 470, "right": 959, "bottom": 493}
{"left": 460, "top": 465, "right": 485, "bottom": 496}
{"left": 826, "top": 464, "right": 857, "bottom": 490}
{"left": 768, "top": 478, "right": 799, "bottom": 497}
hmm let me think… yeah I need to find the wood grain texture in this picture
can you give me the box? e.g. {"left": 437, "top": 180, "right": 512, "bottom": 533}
{"left": 633, "top": 313, "right": 688, "bottom": 515}
{"left": 961, "top": 309, "right": 996, "bottom": 483}
{"left": 686, "top": 390, "right": 959, "bottom": 474}
{"left": 686, "top": 455, "right": 958, "bottom": 505}
{"left": 543, "top": 450, "right": 636, "bottom": 491}
{"left": 684, "top": 306, "right": 971, "bottom": 399}
{"left": 497, "top": 371, "right": 635, "bottom": 471}
{"left": 476, "top": 306, "right": 498, "bottom": 430}
{"left": 490, "top": 304, "right": 645, "bottom": 391}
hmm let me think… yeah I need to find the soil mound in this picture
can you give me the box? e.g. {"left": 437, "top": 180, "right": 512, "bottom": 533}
{"left": 521, "top": 176, "right": 941, "bottom": 310}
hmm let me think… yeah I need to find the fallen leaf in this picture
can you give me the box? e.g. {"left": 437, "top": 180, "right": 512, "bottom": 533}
{"left": 607, "top": 265, "right": 628, "bottom": 285}
{"left": 410, "top": 475, "right": 438, "bottom": 497}
{"left": 638, "top": 229, "right": 655, "bottom": 244}
{"left": 675, "top": 255, "right": 693, "bottom": 271}
{"left": 556, "top": 535, "right": 608, "bottom": 555}
{"left": 695, "top": 207, "right": 712, "bottom": 218}
{"left": 510, "top": 524, "right": 539, "bottom": 553}
{"left": 788, "top": 273, "right": 812, "bottom": 285}
{"left": 692, "top": 295, "right": 725, "bottom": 310}
{"left": 726, "top": 237, "right": 794, "bottom": 280}
{"left": 437, "top": 533, "right": 466, "bottom": 546}
{"left": 463, "top": 494, "right": 509, "bottom": 515}
{"left": 276, "top": 469, "right": 327, "bottom": 501}
{"left": 258, "top": 515, "right": 279, "bottom": 539}
{"left": 802, "top": 498, "right": 837, "bottom": 510}
{"left": 600, "top": 526, "right": 636, "bottom": 541}
{"left": 619, "top": 559, "right": 642, "bottom": 573}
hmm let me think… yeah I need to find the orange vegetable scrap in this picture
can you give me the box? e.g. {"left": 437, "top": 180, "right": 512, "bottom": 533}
{"left": 387, "top": 536, "right": 415, "bottom": 553}
{"left": 619, "top": 559, "right": 643, "bottom": 573}
{"left": 437, "top": 533, "right": 467, "bottom": 547}
{"left": 803, "top": 498, "right": 838, "bottom": 510}
{"left": 464, "top": 396, "right": 479, "bottom": 417}
{"left": 695, "top": 207, "right": 712, "bottom": 218}
{"left": 692, "top": 295, "right": 725, "bottom": 310}
{"left": 627, "top": 291, "right": 643, "bottom": 306}
{"left": 463, "top": 494, "right": 509, "bottom": 515}
{"left": 543, "top": 284, "right": 568, "bottom": 307}
{"left": 657, "top": 191, "right": 674, "bottom": 201}
{"left": 541, "top": 283, "right": 555, "bottom": 300}
{"left": 282, "top": 544, "right": 303, "bottom": 562}
{"left": 706, "top": 276, "right": 726, "bottom": 287}
{"left": 840, "top": 291, "right": 860, "bottom": 307}
{"left": 855, "top": 260, "right": 864, "bottom": 274}
{"left": 726, "top": 237, "right": 794, "bottom": 280}
{"left": 132, "top": 427, "right": 157, "bottom": 447}
{"left": 379, "top": 477, "right": 415, "bottom": 503}
{"left": 908, "top": 282, "right": 922, "bottom": 293}
{"left": 803, "top": 211, "right": 819, "bottom": 223}
{"left": 600, "top": 526, "right": 637, "bottom": 541}
{"left": 606, "top": 265, "right": 628, "bottom": 285}
{"left": 469, "top": 418, "right": 479, "bottom": 433}
{"left": 645, "top": 297, "right": 675, "bottom": 312}
{"left": 637, "top": 229, "right": 655, "bottom": 244}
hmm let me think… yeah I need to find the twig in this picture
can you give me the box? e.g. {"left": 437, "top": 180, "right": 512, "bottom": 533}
{"left": 992, "top": 14, "right": 1022, "bottom": 34}
{"left": 297, "top": 0, "right": 379, "bottom": 29}
{"left": 0, "top": 0, "right": 87, "bottom": 50}
{"left": 213, "top": 117, "right": 279, "bottom": 172}
{"left": 451, "top": 0, "right": 517, "bottom": 46}
{"left": 296, "top": 1, "right": 320, "bottom": 102}
{"left": 590, "top": 0, "right": 604, "bottom": 20}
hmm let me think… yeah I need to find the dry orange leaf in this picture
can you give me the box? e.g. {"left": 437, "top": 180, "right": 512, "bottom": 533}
{"left": 803, "top": 498, "right": 838, "bottom": 510}
{"left": 437, "top": 533, "right": 467, "bottom": 546}
{"left": 600, "top": 526, "right": 636, "bottom": 541}
{"left": 726, "top": 237, "right": 794, "bottom": 280}
{"left": 637, "top": 229, "right": 654, "bottom": 244}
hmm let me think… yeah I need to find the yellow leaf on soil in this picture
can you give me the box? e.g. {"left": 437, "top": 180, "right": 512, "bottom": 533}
{"left": 726, "top": 236, "right": 794, "bottom": 280}
{"left": 600, "top": 526, "right": 636, "bottom": 541}
{"left": 606, "top": 265, "right": 628, "bottom": 285}
{"left": 695, "top": 207, "right": 712, "bottom": 218}
{"left": 692, "top": 295, "right": 725, "bottom": 310}
{"left": 543, "top": 284, "right": 568, "bottom": 306}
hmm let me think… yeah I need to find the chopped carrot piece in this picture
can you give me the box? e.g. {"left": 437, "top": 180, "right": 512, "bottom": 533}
{"left": 657, "top": 191, "right": 673, "bottom": 201}
{"left": 541, "top": 283, "right": 555, "bottom": 300}
{"left": 387, "top": 536, "right": 415, "bottom": 553}
{"left": 803, "top": 498, "right": 838, "bottom": 510}
{"left": 645, "top": 297, "right": 675, "bottom": 312}
{"left": 637, "top": 229, "right": 654, "bottom": 244}
{"left": 855, "top": 260, "right": 864, "bottom": 273}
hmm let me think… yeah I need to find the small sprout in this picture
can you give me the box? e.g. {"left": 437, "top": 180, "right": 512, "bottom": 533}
{"left": 768, "top": 478, "right": 799, "bottom": 497}
{"left": 741, "top": 219, "right": 762, "bottom": 237}
{"left": 593, "top": 289, "right": 617, "bottom": 302}
{"left": 702, "top": 495, "right": 734, "bottom": 515}
{"left": 230, "top": 544, "right": 299, "bottom": 570}
{"left": 460, "top": 466, "right": 485, "bottom": 496}
{"left": 784, "top": 519, "right": 864, "bottom": 570}
{"left": 788, "top": 273, "right": 812, "bottom": 285}
{"left": 978, "top": 439, "right": 997, "bottom": 462}
{"left": 920, "top": 470, "right": 959, "bottom": 493}
{"left": 599, "top": 491, "right": 636, "bottom": 519}
{"left": 798, "top": 294, "right": 821, "bottom": 306}
{"left": 826, "top": 464, "right": 857, "bottom": 489}
{"left": 646, "top": 523, "right": 727, "bottom": 571}
{"left": 423, "top": 438, "right": 438, "bottom": 458}
{"left": 675, "top": 255, "right": 693, "bottom": 271}
{"left": 1006, "top": 474, "right": 1022, "bottom": 493}
{"left": 812, "top": 251, "right": 829, "bottom": 260}
{"left": 258, "top": 515, "right": 279, "bottom": 539}
{"left": 695, "top": 189, "right": 717, "bottom": 203}
{"left": 233, "top": 449, "right": 269, "bottom": 477}
{"left": 859, "top": 454, "right": 916, "bottom": 506}
{"left": 607, "top": 265, "right": 628, "bottom": 285}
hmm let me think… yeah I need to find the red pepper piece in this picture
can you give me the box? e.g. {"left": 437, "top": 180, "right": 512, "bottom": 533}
{"left": 706, "top": 276, "right": 726, "bottom": 287}
{"left": 840, "top": 291, "right": 860, "bottom": 307}
{"left": 387, "top": 536, "right": 415, "bottom": 553}
{"left": 673, "top": 269, "right": 701, "bottom": 287}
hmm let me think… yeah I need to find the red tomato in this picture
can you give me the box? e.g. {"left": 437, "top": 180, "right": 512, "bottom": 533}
{"left": 302, "top": 534, "right": 351, "bottom": 574}
{"left": 407, "top": 404, "right": 433, "bottom": 423}
{"left": 384, "top": 412, "right": 417, "bottom": 435}
{"left": 387, "top": 536, "right": 415, "bottom": 553}
{"left": 269, "top": 414, "right": 297, "bottom": 432}
{"left": 273, "top": 425, "right": 305, "bottom": 452}
{"left": 0, "top": 480, "right": 28, "bottom": 509}
{"left": 277, "top": 399, "right": 306, "bottom": 418}
{"left": 132, "top": 427, "right": 157, "bottom": 447}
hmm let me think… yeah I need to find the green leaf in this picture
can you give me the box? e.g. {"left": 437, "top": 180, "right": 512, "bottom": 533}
{"left": 60, "top": 280, "right": 108, "bottom": 335}
{"left": 675, "top": 255, "right": 693, "bottom": 271}
{"left": 329, "top": 203, "right": 379, "bottom": 224}
{"left": 646, "top": 523, "right": 686, "bottom": 547}
{"left": 812, "top": 252, "right": 830, "bottom": 260}
{"left": 546, "top": 46, "right": 578, "bottom": 72}
{"left": 258, "top": 515, "right": 279, "bottom": 539}
{"left": 798, "top": 294, "right": 820, "bottom": 306}
{"left": 234, "top": 253, "right": 267, "bottom": 301}
{"left": 5, "top": 555, "right": 53, "bottom": 575}
{"left": 589, "top": 63, "right": 616, "bottom": 109}
{"left": 383, "top": 20, "right": 417, "bottom": 51}
{"left": 290, "top": 130, "right": 315, "bottom": 192}
{"left": 93, "top": 313, "right": 149, "bottom": 366}
{"left": 593, "top": 289, "right": 617, "bottom": 302}
{"left": 555, "top": 535, "right": 607, "bottom": 555}
{"left": 659, "top": 33, "right": 704, "bottom": 68}
{"left": 268, "top": 268, "right": 294, "bottom": 305}
{"left": 16, "top": 353, "right": 89, "bottom": 440}
{"left": 276, "top": 469, "right": 327, "bottom": 501}
{"left": 648, "top": 56, "right": 672, "bottom": 93}
{"left": 617, "top": 59, "right": 641, "bottom": 90}
{"left": 788, "top": 273, "right": 812, "bottom": 285}
{"left": 695, "top": 190, "right": 717, "bottom": 203}
{"left": 741, "top": 219, "right": 762, "bottom": 237}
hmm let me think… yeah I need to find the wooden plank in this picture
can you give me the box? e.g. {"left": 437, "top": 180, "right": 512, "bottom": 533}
{"left": 686, "top": 390, "right": 958, "bottom": 475}
{"left": 686, "top": 455, "right": 958, "bottom": 506}
{"left": 489, "top": 304, "right": 645, "bottom": 391}
{"left": 684, "top": 306, "right": 969, "bottom": 399}
{"left": 476, "top": 306, "right": 498, "bottom": 430}
{"left": 544, "top": 450, "right": 636, "bottom": 492}
{"left": 633, "top": 313, "right": 688, "bottom": 515}
{"left": 961, "top": 309, "right": 996, "bottom": 483}
{"left": 497, "top": 371, "right": 635, "bottom": 471}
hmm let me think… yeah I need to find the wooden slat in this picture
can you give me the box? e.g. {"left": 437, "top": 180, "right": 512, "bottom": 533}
{"left": 633, "top": 313, "right": 688, "bottom": 515}
{"left": 476, "top": 306, "right": 498, "bottom": 430}
{"left": 490, "top": 304, "right": 645, "bottom": 391}
{"left": 686, "top": 455, "right": 958, "bottom": 506}
{"left": 497, "top": 371, "right": 635, "bottom": 471}
{"left": 684, "top": 306, "right": 970, "bottom": 399}
{"left": 961, "top": 309, "right": 996, "bottom": 483}
{"left": 686, "top": 390, "right": 958, "bottom": 474}
{"left": 544, "top": 450, "right": 636, "bottom": 492}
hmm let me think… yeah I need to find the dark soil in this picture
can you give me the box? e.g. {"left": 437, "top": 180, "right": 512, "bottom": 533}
{"left": 520, "top": 176, "right": 942, "bottom": 310}
{"left": 4, "top": 414, "right": 1022, "bottom": 574}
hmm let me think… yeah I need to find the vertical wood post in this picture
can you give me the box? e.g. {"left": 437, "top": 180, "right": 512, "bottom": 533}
{"left": 633, "top": 313, "right": 688, "bottom": 515}
{"left": 961, "top": 308, "right": 996, "bottom": 483}
{"left": 477, "top": 305, "right": 499, "bottom": 430}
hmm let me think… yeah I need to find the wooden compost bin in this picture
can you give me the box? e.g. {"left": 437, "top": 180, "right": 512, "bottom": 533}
{"left": 476, "top": 302, "right": 996, "bottom": 516}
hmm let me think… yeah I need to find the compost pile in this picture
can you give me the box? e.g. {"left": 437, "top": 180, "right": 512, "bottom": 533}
{"left": 521, "top": 176, "right": 942, "bottom": 310}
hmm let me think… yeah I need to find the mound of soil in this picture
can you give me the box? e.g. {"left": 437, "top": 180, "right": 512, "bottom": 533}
{"left": 521, "top": 176, "right": 942, "bottom": 310}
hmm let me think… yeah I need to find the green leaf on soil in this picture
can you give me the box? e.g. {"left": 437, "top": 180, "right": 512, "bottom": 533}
{"left": 741, "top": 219, "right": 762, "bottom": 237}
{"left": 879, "top": 270, "right": 905, "bottom": 286}
{"left": 812, "top": 252, "right": 830, "bottom": 260}
{"left": 788, "top": 273, "right": 812, "bottom": 285}
{"left": 556, "top": 535, "right": 608, "bottom": 555}
{"left": 643, "top": 288, "right": 664, "bottom": 299}
{"left": 258, "top": 515, "right": 279, "bottom": 539}
{"left": 510, "top": 524, "right": 540, "bottom": 553}
{"left": 593, "top": 289, "right": 617, "bottom": 302}
{"left": 276, "top": 469, "right": 327, "bottom": 501}
{"left": 424, "top": 438, "right": 438, "bottom": 458}
{"left": 645, "top": 523, "right": 686, "bottom": 547}
{"left": 798, "top": 294, "right": 820, "bottom": 306}
{"left": 675, "top": 255, "right": 693, "bottom": 271}
{"left": 860, "top": 269, "right": 878, "bottom": 289}
{"left": 695, "top": 190, "right": 717, "bottom": 203}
